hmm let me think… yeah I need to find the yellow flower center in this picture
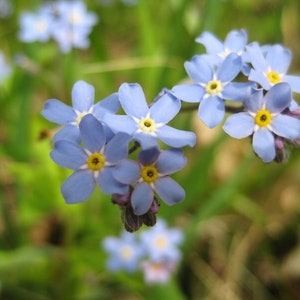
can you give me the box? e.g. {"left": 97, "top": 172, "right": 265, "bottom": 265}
{"left": 254, "top": 109, "right": 272, "bottom": 127}
{"left": 87, "top": 153, "right": 105, "bottom": 171}
{"left": 267, "top": 71, "right": 281, "bottom": 84}
{"left": 139, "top": 117, "right": 156, "bottom": 133}
{"left": 205, "top": 80, "right": 223, "bottom": 95}
{"left": 75, "top": 111, "right": 89, "bottom": 126}
{"left": 141, "top": 165, "right": 158, "bottom": 183}
{"left": 154, "top": 235, "right": 168, "bottom": 249}
{"left": 120, "top": 246, "right": 134, "bottom": 260}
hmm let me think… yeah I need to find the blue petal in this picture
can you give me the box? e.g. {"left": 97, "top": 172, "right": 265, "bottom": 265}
{"left": 61, "top": 170, "right": 95, "bottom": 204}
{"left": 118, "top": 83, "right": 149, "bottom": 117}
{"left": 283, "top": 75, "right": 300, "bottom": 93}
{"left": 79, "top": 114, "right": 106, "bottom": 152}
{"left": 264, "top": 83, "right": 291, "bottom": 113}
{"left": 102, "top": 113, "right": 136, "bottom": 134}
{"left": 154, "top": 177, "right": 185, "bottom": 205}
{"left": 184, "top": 55, "right": 213, "bottom": 83}
{"left": 245, "top": 42, "right": 268, "bottom": 72}
{"left": 222, "top": 82, "right": 255, "bottom": 101}
{"left": 248, "top": 69, "right": 271, "bottom": 90}
{"left": 271, "top": 115, "right": 300, "bottom": 139}
{"left": 198, "top": 96, "right": 225, "bottom": 128}
{"left": 138, "top": 147, "right": 160, "bottom": 166}
{"left": 71, "top": 80, "right": 95, "bottom": 112}
{"left": 195, "top": 31, "right": 224, "bottom": 54}
{"left": 93, "top": 92, "right": 120, "bottom": 120}
{"left": 225, "top": 29, "right": 247, "bottom": 52}
{"left": 266, "top": 45, "right": 291, "bottom": 74}
{"left": 243, "top": 88, "right": 264, "bottom": 112}
{"left": 149, "top": 93, "right": 181, "bottom": 123}
{"left": 53, "top": 125, "right": 81, "bottom": 144}
{"left": 96, "top": 167, "right": 129, "bottom": 195}
{"left": 171, "top": 84, "right": 204, "bottom": 103}
{"left": 132, "top": 132, "right": 158, "bottom": 149}
{"left": 223, "top": 112, "right": 254, "bottom": 138}
{"left": 50, "top": 140, "right": 87, "bottom": 169}
{"left": 113, "top": 160, "right": 140, "bottom": 184}
{"left": 131, "top": 183, "right": 153, "bottom": 215}
{"left": 252, "top": 128, "right": 275, "bottom": 163}
{"left": 41, "top": 99, "right": 76, "bottom": 125}
{"left": 157, "top": 126, "right": 196, "bottom": 147}
{"left": 104, "top": 132, "right": 130, "bottom": 163}
{"left": 217, "top": 53, "right": 242, "bottom": 82}
{"left": 155, "top": 148, "right": 187, "bottom": 175}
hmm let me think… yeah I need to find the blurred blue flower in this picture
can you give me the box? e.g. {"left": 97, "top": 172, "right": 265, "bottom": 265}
{"left": 172, "top": 53, "right": 254, "bottom": 128}
{"left": 41, "top": 80, "right": 120, "bottom": 143}
{"left": 114, "top": 147, "right": 187, "bottom": 215}
{"left": 223, "top": 83, "right": 300, "bottom": 162}
{"left": 0, "top": 0, "right": 13, "bottom": 18}
{"left": 102, "top": 231, "right": 144, "bottom": 272}
{"left": 50, "top": 114, "right": 130, "bottom": 203}
{"left": 103, "top": 83, "right": 196, "bottom": 149}
{"left": 196, "top": 29, "right": 248, "bottom": 66}
{"left": 139, "top": 219, "right": 183, "bottom": 261}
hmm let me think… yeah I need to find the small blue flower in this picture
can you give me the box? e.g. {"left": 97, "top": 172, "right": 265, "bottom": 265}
{"left": 139, "top": 219, "right": 183, "bottom": 261}
{"left": 223, "top": 83, "right": 300, "bottom": 162}
{"left": 172, "top": 53, "right": 254, "bottom": 128}
{"left": 41, "top": 80, "right": 120, "bottom": 143}
{"left": 102, "top": 231, "right": 144, "bottom": 272}
{"left": 50, "top": 114, "right": 130, "bottom": 203}
{"left": 196, "top": 29, "right": 248, "bottom": 66}
{"left": 113, "top": 147, "right": 187, "bottom": 215}
{"left": 103, "top": 83, "right": 196, "bottom": 149}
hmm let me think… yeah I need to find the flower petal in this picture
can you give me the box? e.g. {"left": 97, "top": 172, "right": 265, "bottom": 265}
{"left": 283, "top": 75, "right": 300, "bottom": 93}
{"left": 198, "top": 96, "right": 225, "bottom": 128}
{"left": 149, "top": 93, "right": 181, "bottom": 123}
{"left": 195, "top": 31, "right": 224, "bottom": 54}
{"left": 248, "top": 69, "right": 271, "bottom": 90}
{"left": 61, "top": 170, "right": 95, "bottom": 204}
{"left": 104, "top": 132, "right": 130, "bottom": 163}
{"left": 138, "top": 147, "right": 160, "bottom": 166}
{"left": 41, "top": 99, "right": 76, "bottom": 125}
{"left": 50, "top": 140, "right": 87, "bottom": 169}
{"left": 245, "top": 42, "right": 268, "bottom": 72}
{"left": 271, "top": 115, "right": 300, "bottom": 139}
{"left": 71, "top": 80, "right": 95, "bottom": 112}
{"left": 184, "top": 55, "right": 213, "bottom": 83}
{"left": 223, "top": 112, "right": 254, "bottom": 138}
{"left": 102, "top": 113, "right": 136, "bottom": 134}
{"left": 133, "top": 132, "right": 158, "bottom": 149}
{"left": 266, "top": 44, "right": 291, "bottom": 74}
{"left": 243, "top": 88, "right": 264, "bottom": 112}
{"left": 171, "top": 84, "right": 204, "bottom": 103}
{"left": 217, "top": 53, "right": 242, "bottom": 82}
{"left": 53, "top": 125, "right": 81, "bottom": 144}
{"left": 154, "top": 177, "right": 185, "bottom": 205}
{"left": 114, "top": 160, "right": 141, "bottom": 184}
{"left": 225, "top": 29, "right": 247, "bottom": 53}
{"left": 157, "top": 126, "right": 196, "bottom": 147}
{"left": 265, "top": 83, "right": 291, "bottom": 113}
{"left": 222, "top": 82, "right": 255, "bottom": 101}
{"left": 93, "top": 92, "right": 120, "bottom": 120}
{"left": 252, "top": 128, "right": 275, "bottom": 162}
{"left": 118, "top": 83, "right": 149, "bottom": 117}
{"left": 79, "top": 114, "right": 106, "bottom": 152}
{"left": 96, "top": 167, "right": 129, "bottom": 195}
{"left": 131, "top": 183, "right": 154, "bottom": 215}
{"left": 155, "top": 148, "right": 187, "bottom": 175}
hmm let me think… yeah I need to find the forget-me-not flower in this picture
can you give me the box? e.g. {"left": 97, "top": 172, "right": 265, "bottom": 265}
{"left": 50, "top": 114, "right": 130, "bottom": 203}
{"left": 41, "top": 80, "right": 120, "bottom": 143}
{"left": 102, "top": 82, "right": 196, "bottom": 149}
{"left": 172, "top": 53, "right": 254, "bottom": 128}
{"left": 223, "top": 83, "right": 300, "bottom": 162}
{"left": 113, "top": 147, "right": 187, "bottom": 215}
{"left": 102, "top": 230, "right": 144, "bottom": 272}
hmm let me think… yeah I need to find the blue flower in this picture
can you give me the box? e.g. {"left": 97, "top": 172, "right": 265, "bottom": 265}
{"left": 50, "top": 114, "right": 130, "bottom": 203}
{"left": 102, "top": 83, "right": 196, "bottom": 149}
{"left": 172, "top": 53, "right": 254, "bottom": 128}
{"left": 223, "top": 83, "right": 300, "bottom": 162}
{"left": 102, "top": 230, "right": 144, "bottom": 272}
{"left": 113, "top": 147, "right": 187, "bottom": 215}
{"left": 195, "top": 29, "right": 248, "bottom": 66}
{"left": 139, "top": 219, "right": 183, "bottom": 261}
{"left": 41, "top": 80, "right": 120, "bottom": 143}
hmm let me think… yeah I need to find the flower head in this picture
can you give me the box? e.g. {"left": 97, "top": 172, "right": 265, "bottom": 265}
{"left": 41, "top": 80, "right": 120, "bottom": 143}
{"left": 103, "top": 83, "right": 196, "bottom": 149}
{"left": 50, "top": 114, "right": 130, "bottom": 203}
{"left": 114, "top": 147, "right": 187, "bottom": 215}
{"left": 223, "top": 83, "right": 300, "bottom": 162}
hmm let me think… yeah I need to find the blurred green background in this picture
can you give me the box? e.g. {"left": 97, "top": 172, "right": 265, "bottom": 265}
{"left": 1, "top": 0, "right": 300, "bottom": 299}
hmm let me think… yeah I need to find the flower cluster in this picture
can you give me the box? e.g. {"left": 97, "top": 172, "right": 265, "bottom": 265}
{"left": 102, "top": 219, "right": 183, "bottom": 284}
{"left": 171, "top": 29, "right": 300, "bottom": 162}
{"left": 41, "top": 29, "right": 300, "bottom": 231}
{"left": 18, "top": 1, "right": 98, "bottom": 53}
